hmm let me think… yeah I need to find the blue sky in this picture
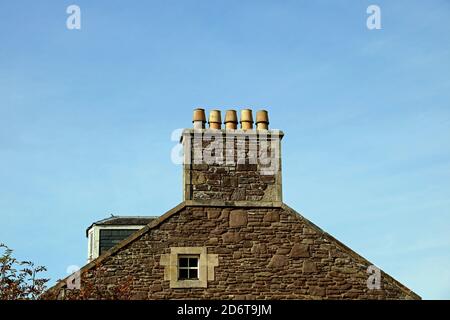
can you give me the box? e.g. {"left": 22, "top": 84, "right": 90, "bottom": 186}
{"left": 1, "top": 0, "right": 449, "bottom": 299}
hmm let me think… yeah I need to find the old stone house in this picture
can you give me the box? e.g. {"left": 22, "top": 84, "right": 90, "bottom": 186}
{"left": 46, "top": 109, "right": 420, "bottom": 300}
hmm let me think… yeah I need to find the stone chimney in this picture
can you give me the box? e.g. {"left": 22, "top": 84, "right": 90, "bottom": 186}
{"left": 181, "top": 108, "right": 283, "bottom": 204}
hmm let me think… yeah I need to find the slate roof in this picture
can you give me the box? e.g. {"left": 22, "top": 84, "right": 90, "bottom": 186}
{"left": 85, "top": 216, "right": 157, "bottom": 237}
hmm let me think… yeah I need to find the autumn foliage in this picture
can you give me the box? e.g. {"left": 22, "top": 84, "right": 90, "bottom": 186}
{"left": 0, "top": 243, "right": 49, "bottom": 300}
{"left": 42, "top": 262, "right": 134, "bottom": 300}
{"left": 1, "top": 243, "right": 133, "bottom": 300}
{"left": 59, "top": 267, "right": 133, "bottom": 300}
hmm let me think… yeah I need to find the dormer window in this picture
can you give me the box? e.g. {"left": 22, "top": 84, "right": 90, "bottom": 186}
{"left": 86, "top": 216, "right": 155, "bottom": 262}
{"left": 99, "top": 229, "right": 138, "bottom": 255}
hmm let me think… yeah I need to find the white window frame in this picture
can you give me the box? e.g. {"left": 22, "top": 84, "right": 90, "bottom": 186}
{"left": 178, "top": 255, "right": 200, "bottom": 280}
{"left": 87, "top": 225, "right": 143, "bottom": 262}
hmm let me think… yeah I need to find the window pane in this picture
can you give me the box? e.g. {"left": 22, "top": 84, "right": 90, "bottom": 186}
{"left": 189, "top": 258, "right": 198, "bottom": 268}
{"left": 179, "top": 268, "right": 188, "bottom": 279}
{"left": 179, "top": 258, "right": 188, "bottom": 268}
{"left": 190, "top": 269, "right": 198, "bottom": 279}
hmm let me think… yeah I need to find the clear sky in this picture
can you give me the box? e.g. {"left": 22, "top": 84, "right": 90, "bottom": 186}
{"left": 1, "top": 0, "right": 449, "bottom": 299}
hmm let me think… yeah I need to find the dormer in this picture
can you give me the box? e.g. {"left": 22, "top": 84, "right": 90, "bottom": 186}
{"left": 86, "top": 216, "right": 155, "bottom": 262}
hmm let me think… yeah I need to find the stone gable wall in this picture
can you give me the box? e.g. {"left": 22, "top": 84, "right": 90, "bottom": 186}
{"left": 62, "top": 206, "right": 418, "bottom": 300}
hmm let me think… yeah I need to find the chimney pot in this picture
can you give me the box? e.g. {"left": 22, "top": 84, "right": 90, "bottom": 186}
{"left": 256, "top": 110, "right": 269, "bottom": 130}
{"left": 240, "top": 109, "right": 254, "bottom": 130}
{"left": 192, "top": 108, "right": 206, "bottom": 129}
{"left": 208, "top": 110, "right": 222, "bottom": 129}
{"left": 224, "top": 110, "right": 238, "bottom": 130}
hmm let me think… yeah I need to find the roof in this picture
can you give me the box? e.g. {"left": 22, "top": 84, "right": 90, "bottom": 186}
{"left": 85, "top": 216, "right": 157, "bottom": 237}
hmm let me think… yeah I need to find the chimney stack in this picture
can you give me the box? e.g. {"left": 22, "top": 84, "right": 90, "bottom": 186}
{"left": 182, "top": 107, "right": 283, "bottom": 204}
{"left": 208, "top": 110, "right": 222, "bottom": 129}
{"left": 240, "top": 109, "right": 254, "bottom": 130}
{"left": 192, "top": 108, "right": 206, "bottom": 129}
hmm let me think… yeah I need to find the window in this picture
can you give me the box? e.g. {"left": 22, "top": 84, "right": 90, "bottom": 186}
{"left": 178, "top": 255, "right": 199, "bottom": 280}
{"left": 160, "top": 247, "right": 218, "bottom": 288}
{"left": 99, "top": 229, "right": 137, "bottom": 255}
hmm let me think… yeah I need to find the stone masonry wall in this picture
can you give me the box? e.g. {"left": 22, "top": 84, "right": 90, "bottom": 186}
{"left": 61, "top": 206, "right": 418, "bottom": 300}
{"left": 190, "top": 163, "right": 277, "bottom": 202}
{"left": 183, "top": 130, "right": 283, "bottom": 202}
